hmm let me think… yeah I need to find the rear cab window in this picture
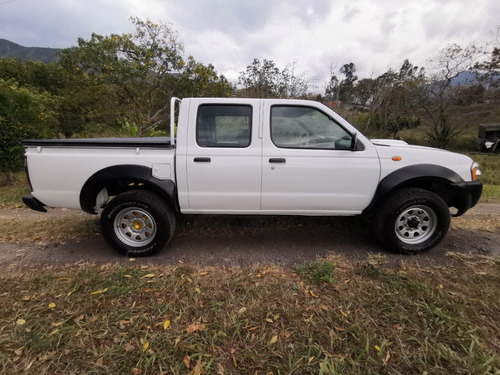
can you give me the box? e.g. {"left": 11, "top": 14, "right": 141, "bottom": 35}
{"left": 196, "top": 105, "right": 252, "bottom": 148}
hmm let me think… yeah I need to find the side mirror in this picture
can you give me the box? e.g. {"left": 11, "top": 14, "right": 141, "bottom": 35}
{"left": 350, "top": 132, "right": 358, "bottom": 151}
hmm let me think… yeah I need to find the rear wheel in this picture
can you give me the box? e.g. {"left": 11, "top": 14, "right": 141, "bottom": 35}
{"left": 100, "top": 190, "right": 176, "bottom": 256}
{"left": 373, "top": 188, "right": 450, "bottom": 254}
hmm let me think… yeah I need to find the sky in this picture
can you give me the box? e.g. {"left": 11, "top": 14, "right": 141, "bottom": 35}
{"left": 1, "top": 0, "right": 499, "bottom": 92}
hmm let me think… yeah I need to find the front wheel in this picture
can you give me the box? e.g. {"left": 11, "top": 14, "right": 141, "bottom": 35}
{"left": 100, "top": 190, "right": 176, "bottom": 256}
{"left": 373, "top": 188, "right": 450, "bottom": 255}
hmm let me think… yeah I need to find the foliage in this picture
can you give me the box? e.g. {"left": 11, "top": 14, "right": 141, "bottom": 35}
{"left": 238, "top": 58, "right": 309, "bottom": 98}
{"left": 119, "top": 118, "right": 166, "bottom": 138}
{"left": 325, "top": 62, "right": 358, "bottom": 103}
{"left": 174, "top": 56, "right": 234, "bottom": 98}
{"left": 416, "top": 43, "right": 484, "bottom": 148}
{"left": 59, "top": 17, "right": 185, "bottom": 136}
{"left": 0, "top": 79, "right": 57, "bottom": 181}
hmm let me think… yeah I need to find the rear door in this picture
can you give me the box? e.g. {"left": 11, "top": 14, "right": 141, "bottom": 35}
{"left": 183, "top": 100, "right": 262, "bottom": 213}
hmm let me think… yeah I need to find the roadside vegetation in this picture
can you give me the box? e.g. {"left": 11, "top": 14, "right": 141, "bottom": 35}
{"left": 1, "top": 256, "right": 499, "bottom": 374}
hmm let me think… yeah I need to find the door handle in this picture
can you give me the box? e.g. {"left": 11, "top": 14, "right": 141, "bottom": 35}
{"left": 269, "top": 158, "right": 286, "bottom": 163}
{"left": 194, "top": 157, "right": 211, "bottom": 163}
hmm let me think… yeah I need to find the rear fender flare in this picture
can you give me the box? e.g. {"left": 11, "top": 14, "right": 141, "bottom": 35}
{"left": 79, "top": 165, "right": 177, "bottom": 214}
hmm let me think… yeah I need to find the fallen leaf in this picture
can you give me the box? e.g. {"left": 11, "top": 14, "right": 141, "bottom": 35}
{"left": 375, "top": 345, "right": 381, "bottom": 351}
{"left": 25, "top": 359, "right": 35, "bottom": 370}
{"left": 174, "top": 336, "right": 181, "bottom": 346}
{"left": 124, "top": 343, "right": 135, "bottom": 352}
{"left": 308, "top": 356, "right": 315, "bottom": 364}
{"left": 190, "top": 361, "right": 202, "bottom": 375}
{"left": 269, "top": 335, "right": 278, "bottom": 345}
{"left": 265, "top": 318, "right": 273, "bottom": 324}
{"left": 16, "top": 319, "right": 26, "bottom": 326}
{"left": 238, "top": 307, "right": 247, "bottom": 314}
{"left": 141, "top": 273, "right": 155, "bottom": 279}
{"left": 129, "top": 258, "right": 136, "bottom": 262}
{"left": 309, "top": 290, "right": 319, "bottom": 298}
{"left": 48, "top": 303, "right": 56, "bottom": 309}
{"left": 199, "top": 272, "right": 209, "bottom": 276}
{"left": 187, "top": 322, "right": 206, "bottom": 334}
{"left": 320, "top": 305, "right": 328, "bottom": 311}
{"left": 51, "top": 321, "right": 63, "bottom": 327}
{"left": 383, "top": 351, "right": 391, "bottom": 365}
{"left": 142, "top": 341, "right": 149, "bottom": 352}
{"left": 184, "top": 355, "right": 191, "bottom": 368}
{"left": 124, "top": 274, "right": 132, "bottom": 278}
{"left": 232, "top": 355, "right": 238, "bottom": 368}
{"left": 48, "top": 329, "right": 59, "bottom": 337}
{"left": 15, "top": 347, "right": 23, "bottom": 356}
{"left": 91, "top": 288, "right": 108, "bottom": 295}
{"left": 163, "top": 320, "right": 170, "bottom": 330}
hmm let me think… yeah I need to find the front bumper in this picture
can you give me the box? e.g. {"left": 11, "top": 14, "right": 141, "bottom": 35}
{"left": 22, "top": 193, "right": 47, "bottom": 213}
{"left": 450, "top": 180, "right": 482, "bottom": 217}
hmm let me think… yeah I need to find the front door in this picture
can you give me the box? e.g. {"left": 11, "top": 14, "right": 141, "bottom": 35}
{"left": 261, "top": 103, "right": 380, "bottom": 214}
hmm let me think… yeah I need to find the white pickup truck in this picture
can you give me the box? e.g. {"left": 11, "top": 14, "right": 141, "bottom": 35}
{"left": 23, "top": 97, "right": 482, "bottom": 256}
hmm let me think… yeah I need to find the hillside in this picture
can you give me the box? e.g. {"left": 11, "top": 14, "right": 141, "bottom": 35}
{"left": 0, "top": 39, "right": 61, "bottom": 63}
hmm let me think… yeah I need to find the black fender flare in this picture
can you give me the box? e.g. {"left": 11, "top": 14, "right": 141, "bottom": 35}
{"left": 79, "top": 165, "right": 178, "bottom": 214}
{"left": 363, "top": 164, "right": 464, "bottom": 215}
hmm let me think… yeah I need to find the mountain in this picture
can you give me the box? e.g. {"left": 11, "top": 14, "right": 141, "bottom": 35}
{"left": 450, "top": 71, "right": 478, "bottom": 86}
{"left": 0, "top": 39, "right": 61, "bottom": 63}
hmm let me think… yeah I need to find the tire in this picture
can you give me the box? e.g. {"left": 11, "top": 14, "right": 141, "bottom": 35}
{"left": 100, "top": 190, "right": 176, "bottom": 256}
{"left": 373, "top": 188, "right": 450, "bottom": 255}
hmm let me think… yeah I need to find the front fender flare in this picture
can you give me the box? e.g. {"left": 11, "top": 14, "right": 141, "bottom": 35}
{"left": 363, "top": 164, "right": 464, "bottom": 215}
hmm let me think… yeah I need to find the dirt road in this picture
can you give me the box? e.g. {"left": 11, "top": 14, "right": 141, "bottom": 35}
{"left": 1, "top": 203, "right": 498, "bottom": 268}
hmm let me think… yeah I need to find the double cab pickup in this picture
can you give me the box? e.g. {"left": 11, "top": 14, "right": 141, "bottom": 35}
{"left": 23, "top": 98, "right": 482, "bottom": 256}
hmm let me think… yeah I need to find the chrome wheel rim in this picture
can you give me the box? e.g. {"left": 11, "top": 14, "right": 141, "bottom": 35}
{"left": 395, "top": 205, "right": 438, "bottom": 244}
{"left": 113, "top": 207, "right": 156, "bottom": 247}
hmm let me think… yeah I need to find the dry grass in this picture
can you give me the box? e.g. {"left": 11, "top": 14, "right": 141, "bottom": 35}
{"left": 0, "top": 256, "right": 499, "bottom": 374}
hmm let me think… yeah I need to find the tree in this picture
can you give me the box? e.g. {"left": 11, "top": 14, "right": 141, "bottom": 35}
{"left": 0, "top": 79, "right": 58, "bottom": 181}
{"left": 324, "top": 62, "right": 358, "bottom": 103}
{"left": 474, "top": 26, "right": 500, "bottom": 88}
{"left": 59, "top": 17, "right": 184, "bottom": 136}
{"left": 175, "top": 56, "right": 234, "bottom": 98}
{"left": 238, "top": 59, "right": 309, "bottom": 98}
{"left": 338, "top": 62, "right": 358, "bottom": 103}
{"left": 349, "top": 60, "right": 424, "bottom": 139}
{"left": 416, "top": 43, "right": 482, "bottom": 148}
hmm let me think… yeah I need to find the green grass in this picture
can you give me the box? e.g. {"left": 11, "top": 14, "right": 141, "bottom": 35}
{"left": 0, "top": 172, "right": 29, "bottom": 207}
{"left": 0, "top": 258, "right": 499, "bottom": 374}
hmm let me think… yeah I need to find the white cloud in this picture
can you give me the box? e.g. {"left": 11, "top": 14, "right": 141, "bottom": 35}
{"left": 0, "top": 0, "right": 498, "bottom": 93}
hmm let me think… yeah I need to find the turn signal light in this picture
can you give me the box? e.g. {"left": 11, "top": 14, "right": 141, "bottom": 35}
{"left": 392, "top": 156, "right": 402, "bottom": 161}
{"left": 472, "top": 162, "right": 481, "bottom": 181}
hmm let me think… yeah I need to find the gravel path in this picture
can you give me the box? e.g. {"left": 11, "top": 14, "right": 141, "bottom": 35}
{"left": 1, "top": 203, "right": 499, "bottom": 269}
